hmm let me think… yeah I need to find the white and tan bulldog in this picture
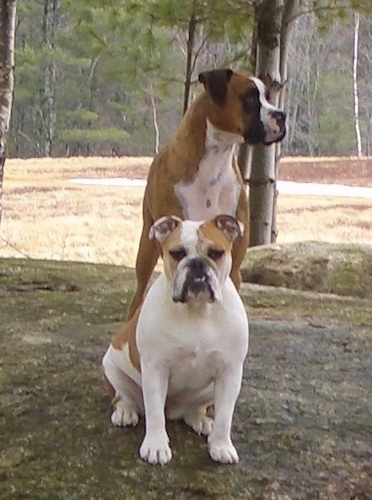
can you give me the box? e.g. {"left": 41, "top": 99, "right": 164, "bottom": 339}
{"left": 102, "top": 215, "right": 249, "bottom": 465}
{"left": 127, "top": 68, "right": 286, "bottom": 319}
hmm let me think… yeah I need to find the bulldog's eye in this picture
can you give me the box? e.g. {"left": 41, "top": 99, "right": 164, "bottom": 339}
{"left": 169, "top": 248, "right": 187, "bottom": 262}
{"left": 208, "top": 248, "right": 225, "bottom": 261}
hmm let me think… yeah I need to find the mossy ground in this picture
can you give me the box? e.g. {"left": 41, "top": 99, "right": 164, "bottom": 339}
{"left": 1, "top": 258, "right": 371, "bottom": 499}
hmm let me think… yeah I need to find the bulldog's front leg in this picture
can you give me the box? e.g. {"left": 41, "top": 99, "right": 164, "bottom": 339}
{"left": 208, "top": 364, "right": 244, "bottom": 464}
{"left": 139, "top": 362, "right": 172, "bottom": 465}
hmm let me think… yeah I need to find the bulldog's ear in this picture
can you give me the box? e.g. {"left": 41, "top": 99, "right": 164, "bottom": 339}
{"left": 149, "top": 216, "right": 183, "bottom": 243}
{"left": 213, "top": 214, "right": 243, "bottom": 242}
{"left": 198, "top": 69, "right": 234, "bottom": 106}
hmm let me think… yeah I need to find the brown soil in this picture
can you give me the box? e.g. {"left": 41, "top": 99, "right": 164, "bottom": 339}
{"left": 0, "top": 258, "right": 371, "bottom": 499}
{"left": 93, "top": 155, "right": 372, "bottom": 187}
{"left": 279, "top": 156, "right": 372, "bottom": 187}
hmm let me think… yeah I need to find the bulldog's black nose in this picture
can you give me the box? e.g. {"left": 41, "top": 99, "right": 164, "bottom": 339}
{"left": 189, "top": 258, "right": 206, "bottom": 275}
{"left": 272, "top": 110, "right": 286, "bottom": 124}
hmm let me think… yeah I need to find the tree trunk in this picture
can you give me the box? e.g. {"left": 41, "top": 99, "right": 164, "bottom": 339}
{"left": 39, "top": 0, "right": 58, "bottom": 157}
{"left": 0, "top": 0, "right": 16, "bottom": 228}
{"left": 237, "top": 18, "right": 257, "bottom": 180}
{"left": 183, "top": 11, "right": 197, "bottom": 114}
{"left": 149, "top": 84, "right": 160, "bottom": 154}
{"left": 353, "top": 11, "right": 362, "bottom": 157}
{"left": 271, "top": 0, "right": 299, "bottom": 242}
{"left": 249, "top": 0, "right": 283, "bottom": 247}
{"left": 237, "top": 143, "right": 252, "bottom": 180}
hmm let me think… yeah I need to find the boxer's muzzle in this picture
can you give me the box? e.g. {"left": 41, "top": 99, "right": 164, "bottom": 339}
{"left": 244, "top": 109, "right": 286, "bottom": 146}
{"left": 241, "top": 76, "right": 286, "bottom": 146}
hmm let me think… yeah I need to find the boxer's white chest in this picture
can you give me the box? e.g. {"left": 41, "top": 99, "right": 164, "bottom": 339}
{"left": 174, "top": 122, "right": 243, "bottom": 220}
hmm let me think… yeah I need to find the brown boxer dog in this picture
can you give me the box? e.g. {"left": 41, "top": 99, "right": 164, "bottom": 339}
{"left": 127, "top": 68, "right": 286, "bottom": 319}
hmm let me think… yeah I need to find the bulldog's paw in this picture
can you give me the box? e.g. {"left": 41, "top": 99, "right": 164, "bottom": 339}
{"left": 139, "top": 434, "right": 172, "bottom": 465}
{"left": 208, "top": 438, "right": 239, "bottom": 464}
{"left": 111, "top": 400, "right": 139, "bottom": 427}
{"left": 184, "top": 412, "right": 213, "bottom": 436}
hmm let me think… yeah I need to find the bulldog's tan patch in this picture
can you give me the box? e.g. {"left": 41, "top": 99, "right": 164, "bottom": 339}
{"left": 160, "top": 224, "right": 186, "bottom": 279}
{"left": 198, "top": 221, "right": 233, "bottom": 253}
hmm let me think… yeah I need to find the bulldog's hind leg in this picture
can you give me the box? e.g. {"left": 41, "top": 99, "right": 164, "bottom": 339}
{"left": 183, "top": 406, "right": 214, "bottom": 436}
{"left": 102, "top": 356, "right": 141, "bottom": 427}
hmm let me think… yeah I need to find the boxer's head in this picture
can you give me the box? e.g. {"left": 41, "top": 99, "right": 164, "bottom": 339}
{"left": 149, "top": 215, "right": 242, "bottom": 304}
{"left": 198, "top": 69, "right": 286, "bottom": 145}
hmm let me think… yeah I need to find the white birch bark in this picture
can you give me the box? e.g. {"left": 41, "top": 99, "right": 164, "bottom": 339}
{"left": 272, "top": 0, "right": 299, "bottom": 242}
{"left": 249, "top": 0, "right": 283, "bottom": 246}
{"left": 0, "top": 0, "right": 16, "bottom": 228}
{"left": 353, "top": 11, "right": 362, "bottom": 157}
{"left": 149, "top": 85, "right": 160, "bottom": 154}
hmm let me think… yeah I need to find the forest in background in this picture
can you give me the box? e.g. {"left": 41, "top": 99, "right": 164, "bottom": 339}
{"left": 9, "top": 1, "right": 372, "bottom": 159}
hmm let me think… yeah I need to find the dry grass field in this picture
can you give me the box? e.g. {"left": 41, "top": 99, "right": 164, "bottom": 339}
{"left": 1, "top": 156, "right": 371, "bottom": 268}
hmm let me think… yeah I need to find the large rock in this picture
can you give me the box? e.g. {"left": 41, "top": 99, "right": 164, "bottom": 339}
{"left": 242, "top": 241, "right": 372, "bottom": 298}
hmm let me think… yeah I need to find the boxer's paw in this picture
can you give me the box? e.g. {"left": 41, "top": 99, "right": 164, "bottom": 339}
{"left": 139, "top": 433, "right": 172, "bottom": 465}
{"left": 208, "top": 437, "right": 239, "bottom": 464}
{"left": 184, "top": 411, "right": 213, "bottom": 436}
{"left": 111, "top": 400, "right": 139, "bottom": 427}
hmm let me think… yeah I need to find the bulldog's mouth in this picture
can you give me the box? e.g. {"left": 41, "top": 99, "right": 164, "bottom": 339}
{"left": 173, "top": 275, "right": 216, "bottom": 304}
{"left": 172, "top": 257, "right": 221, "bottom": 304}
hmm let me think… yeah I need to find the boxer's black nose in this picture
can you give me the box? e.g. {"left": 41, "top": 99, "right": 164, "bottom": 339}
{"left": 272, "top": 110, "right": 286, "bottom": 124}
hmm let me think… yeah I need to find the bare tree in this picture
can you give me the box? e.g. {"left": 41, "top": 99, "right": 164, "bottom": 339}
{"left": 39, "top": 0, "right": 58, "bottom": 157}
{"left": 271, "top": 0, "right": 299, "bottom": 242}
{"left": 249, "top": 0, "right": 283, "bottom": 246}
{"left": 353, "top": 11, "right": 362, "bottom": 157}
{"left": 149, "top": 84, "right": 160, "bottom": 154}
{"left": 0, "top": 0, "right": 16, "bottom": 228}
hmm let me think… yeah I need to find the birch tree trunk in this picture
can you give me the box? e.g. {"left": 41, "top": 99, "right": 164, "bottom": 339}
{"left": 0, "top": 0, "right": 16, "bottom": 228}
{"left": 149, "top": 84, "right": 160, "bottom": 154}
{"left": 249, "top": 0, "right": 283, "bottom": 246}
{"left": 353, "top": 11, "right": 362, "bottom": 157}
{"left": 271, "top": 0, "right": 299, "bottom": 242}
{"left": 237, "top": 17, "right": 257, "bottom": 181}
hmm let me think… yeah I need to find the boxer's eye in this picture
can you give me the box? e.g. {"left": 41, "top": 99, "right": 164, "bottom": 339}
{"left": 169, "top": 248, "right": 187, "bottom": 262}
{"left": 208, "top": 248, "right": 225, "bottom": 261}
{"left": 243, "top": 91, "right": 259, "bottom": 112}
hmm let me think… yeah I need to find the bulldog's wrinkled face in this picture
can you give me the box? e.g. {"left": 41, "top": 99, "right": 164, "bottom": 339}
{"left": 199, "top": 69, "right": 286, "bottom": 146}
{"left": 149, "top": 215, "right": 242, "bottom": 304}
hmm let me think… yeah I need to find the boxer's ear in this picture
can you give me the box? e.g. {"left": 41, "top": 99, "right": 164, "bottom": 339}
{"left": 213, "top": 214, "right": 243, "bottom": 242}
{"left": 149, "top": 216, "right": 182, "bottom": 243}
{"left": 198, "top": 69, "right": 234, "bottom": 106}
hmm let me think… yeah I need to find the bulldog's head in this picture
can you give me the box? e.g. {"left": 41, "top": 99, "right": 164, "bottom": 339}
{"left": 149, "top": 215, "right": 242, "bottom": 304}
{"left": 199, "top": 68, "right": 286, "bottom": 145}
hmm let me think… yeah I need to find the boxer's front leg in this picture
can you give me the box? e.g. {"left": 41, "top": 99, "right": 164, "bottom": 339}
{"left": 139, "top": 361, "right": 171, "bottom": 465}
{"left": 208, "top": 364, "right": 243, "bottom": 464}
{"left": 127, "top": 214, "right": 159, "bottom": 320}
